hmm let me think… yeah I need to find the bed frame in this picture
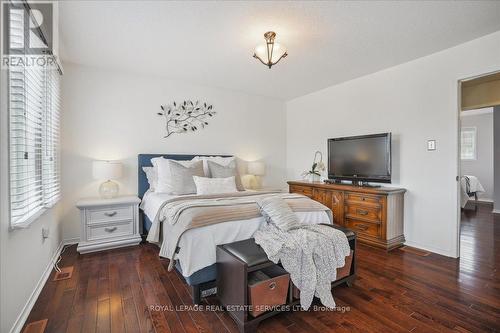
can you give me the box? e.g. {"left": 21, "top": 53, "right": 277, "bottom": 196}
{"left": 138, "top": 153, "right": 232, "bottom": 304}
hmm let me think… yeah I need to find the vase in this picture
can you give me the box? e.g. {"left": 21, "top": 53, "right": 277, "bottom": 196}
{"left": 310, "top": 174, "right": 321, "bottom": 182}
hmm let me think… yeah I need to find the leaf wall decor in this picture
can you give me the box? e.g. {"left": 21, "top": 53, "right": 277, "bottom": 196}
{"left": 157, "top": 100, "right": 216, "bottom": 138}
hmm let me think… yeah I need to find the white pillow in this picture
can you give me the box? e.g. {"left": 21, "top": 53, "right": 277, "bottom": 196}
{"left": 193, "top": 176, "right": 238, "bottom": 195}
{"left": 155, "top": 158, "right": 202, "bottom": 193}
{"left": 191, "top": 156, "right": 235, "bottom": 177}
{"left": 142, "top": 166, "right": 157, "bottom": 191}
{"left": 151, "top": 156, "right": 168, "bottom": 170}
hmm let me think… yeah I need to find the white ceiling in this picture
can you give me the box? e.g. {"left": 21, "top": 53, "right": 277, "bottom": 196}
{"left": 59, "top": 1, "right": 500, "bottom": 100}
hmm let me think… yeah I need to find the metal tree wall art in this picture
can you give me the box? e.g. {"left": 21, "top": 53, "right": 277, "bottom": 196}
{"left": 157, "top": 100, "right": 215, "bottom": 138}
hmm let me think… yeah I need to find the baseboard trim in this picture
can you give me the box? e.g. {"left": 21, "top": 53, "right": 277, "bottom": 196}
{"left": 9, "top": 241, "right": 64, "bottom": 333}
{"left": 63, "top": 237, "right": 80, "bottom": 245}
{"left": 403, "top": 240, "right": 456, "bottom": 258}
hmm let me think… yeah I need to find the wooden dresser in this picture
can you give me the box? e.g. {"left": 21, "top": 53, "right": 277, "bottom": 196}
{"left": 288, "top": 181, "right": 406, "bottom": 250}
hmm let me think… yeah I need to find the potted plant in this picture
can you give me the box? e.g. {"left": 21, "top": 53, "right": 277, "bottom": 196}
{"left": 302, "top": 151, "right": 325, "bottom": 182}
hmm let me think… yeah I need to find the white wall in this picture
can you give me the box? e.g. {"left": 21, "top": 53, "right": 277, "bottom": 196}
{"left": 60, "top": 63, "right": 287, "bottom": 240}
{"left": 460, "top": 109, "right": 494, "bottom": 201}
{"left": 0, "top": 56, "right": 64, "bottom": 333}
{"left": 286, "top": 31, "right": 500, "bottom": 257}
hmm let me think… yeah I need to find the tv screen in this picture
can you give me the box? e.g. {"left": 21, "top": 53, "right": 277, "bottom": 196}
{"left": 328, "top": 133, "right": 391, "bottom": 183}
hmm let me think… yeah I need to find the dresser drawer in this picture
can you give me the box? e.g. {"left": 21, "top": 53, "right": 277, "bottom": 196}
{"left": 345, "top": 192, "right": 382, "bottom": 206}
{"left": 87, "top": 220, "right": 133, "bottom": 241}
{"left": 87, "top": 206, "right": 133, "bottom": 224}
{"left": 289, "top": 185, "right": 313, "bottom": 197}
{"left": 345, "top": 204, "right": 381, "bottom": 222}
{"left": 345, "top": 218, "right": 380, "bottom": 238}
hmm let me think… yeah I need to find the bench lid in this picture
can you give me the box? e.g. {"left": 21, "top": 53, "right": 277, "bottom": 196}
{"left": 222, "top": 238, "right": 270, "bottom": 267}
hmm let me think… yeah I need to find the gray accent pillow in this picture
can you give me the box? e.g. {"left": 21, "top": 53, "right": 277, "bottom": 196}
{"left": 207, "top": 160, "right": 245, "bottom": 191}
{"left": 257, "top": 196, "right": 300, "bottom": 231}
{"left": 168, "top": 160, "right": 204, "bottom": 195}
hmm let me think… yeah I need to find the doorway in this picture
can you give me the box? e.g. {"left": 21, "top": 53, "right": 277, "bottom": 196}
{"left": 458, "top": 71, "right": 500, "bottom": 261}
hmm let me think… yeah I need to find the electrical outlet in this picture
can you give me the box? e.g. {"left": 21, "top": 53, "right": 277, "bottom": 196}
{"left": 42, "top": 227, "right": 49, "bottom": 239}
{"left": 427, "top": 140, "right": 436, "bottom": 151}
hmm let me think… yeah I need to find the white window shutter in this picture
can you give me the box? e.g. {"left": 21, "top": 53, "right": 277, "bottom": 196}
{"left": 43, "top": 66, "right": 61, "bottom": 206}
{"left": 8, "top": 4, "right": 62, "bottom": 227}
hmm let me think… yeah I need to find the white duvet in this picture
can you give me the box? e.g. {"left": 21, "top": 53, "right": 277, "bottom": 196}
{"left": 141, "top": 190, "right": 330, "bottom": 277}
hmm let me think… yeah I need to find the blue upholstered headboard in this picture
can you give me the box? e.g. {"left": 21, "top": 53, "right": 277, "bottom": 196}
{"left": 137, "top": 154, "right": 232, "bottom": 199}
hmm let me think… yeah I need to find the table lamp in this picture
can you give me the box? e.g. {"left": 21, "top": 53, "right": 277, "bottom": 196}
{"left": 248, "top": 161, "right": 265, "bottom": 189}
{"left": 92, "top": 160, "right": 123, "bottom": 198}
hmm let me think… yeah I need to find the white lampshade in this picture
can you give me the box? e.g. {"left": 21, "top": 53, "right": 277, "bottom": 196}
{"left": 92, "top": 161, "right": 123, "bottom": 180}
{"left": 248, "top": 161, "right": 265, "bottom": 176}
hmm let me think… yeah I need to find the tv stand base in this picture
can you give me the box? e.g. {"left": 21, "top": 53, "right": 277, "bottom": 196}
{"left": 288, "top": 180, "right": 406, "bottom": 251}
{"left": 352, "top": 180, "right": 381, "bottom": 188}
{"left": 324, "top": 179, "right": 382, "bottom": 188}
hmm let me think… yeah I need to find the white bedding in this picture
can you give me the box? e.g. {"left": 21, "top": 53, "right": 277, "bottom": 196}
{"left": 460, "top": 175, "right": 485, "bottom": 208}
{"left": 140, "top": 190, "right": 330, "bottom": 277}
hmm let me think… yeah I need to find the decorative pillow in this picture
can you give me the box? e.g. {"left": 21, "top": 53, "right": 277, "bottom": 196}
{"left": 193, "top": 176, "right": 238, "bottom": 195}
{"left": 191, "top": 156, "right": 235, "bottom": 177}
{"left": 207, "top": 160, "right": 244, "bottom": 191}
{"left": 142, "top": 166, "right": 157, "bottom": 191}
{"left": 156, "top": 158, "right": 204, "bottom": 194}
{"left": 256, "top": 196, "right": 301, "bottom": 231}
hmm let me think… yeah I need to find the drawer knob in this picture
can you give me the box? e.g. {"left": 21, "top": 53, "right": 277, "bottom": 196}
{"left": 269, "top": 282, "right": 276, "bottom": 290}
{"left": 356, "top": 224, "right": 368, "bottom": 231}
{"left": 104, "top": 227, "right": 117, "bottom": 232}
{"left": 357, "top": 209, "right": 369, "bottom": 216}
{"left": 104, "top": 211, "right": 117, "bottom": 217}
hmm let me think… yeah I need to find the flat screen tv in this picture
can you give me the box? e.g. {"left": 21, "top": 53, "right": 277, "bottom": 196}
{"left": 328, "top": 133, "right": 391, "bottom": 184}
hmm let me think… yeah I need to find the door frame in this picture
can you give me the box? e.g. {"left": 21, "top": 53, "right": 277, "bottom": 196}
{"left": 455, "top": 69, "right": 500, "bottom": 257}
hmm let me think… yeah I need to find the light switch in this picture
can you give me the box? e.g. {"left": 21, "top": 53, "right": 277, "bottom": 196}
{"left": 427, "top": 140, "right": 436, "bottom": 151}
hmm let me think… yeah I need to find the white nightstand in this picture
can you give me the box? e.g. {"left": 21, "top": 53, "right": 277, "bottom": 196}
{"left": 76, "top": 195, "right": 142, "bottom": 254}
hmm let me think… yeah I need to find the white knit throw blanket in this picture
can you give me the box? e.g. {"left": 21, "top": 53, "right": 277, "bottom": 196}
{"left": 254, "top": 223, "right": 350, "bottom": 310}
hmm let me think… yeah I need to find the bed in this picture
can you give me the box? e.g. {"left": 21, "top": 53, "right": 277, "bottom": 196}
{"left": 460, "top": 175, "right": 485, "bottom": 209}
{"left": 138, "top": 153, "right": 331, "bottom": 303}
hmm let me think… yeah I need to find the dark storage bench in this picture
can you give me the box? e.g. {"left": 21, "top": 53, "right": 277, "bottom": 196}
{"left": 216, "top": 224, "right": 356, "bottom": 333}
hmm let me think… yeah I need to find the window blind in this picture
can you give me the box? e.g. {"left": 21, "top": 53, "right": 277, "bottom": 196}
{"left": 461, "top": 127, "right": 477, "bottom": 161}
{"left": 8, "top": 3, "right": 61, "bottom": 227}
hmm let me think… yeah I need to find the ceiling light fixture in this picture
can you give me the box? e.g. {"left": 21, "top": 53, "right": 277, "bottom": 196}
{"left": 253, "top": 31, "right": 288, "bottom": 69}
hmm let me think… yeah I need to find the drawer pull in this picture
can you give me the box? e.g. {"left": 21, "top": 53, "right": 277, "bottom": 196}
{"left": 104, "top": 227, "right": 117, "bottom": 232}
{"left": 356, "top": 209, "right": 369, "bottom": 216}
{"left": 356, "top": 224, "right": 368, "bottom": 231}
{"left": 104, "top": 211, "right": 117, "bottom": 217}
{"left": 269, "top": 282, "right": 276, "bottom": 290}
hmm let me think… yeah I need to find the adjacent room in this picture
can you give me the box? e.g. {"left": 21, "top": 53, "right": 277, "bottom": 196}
{"left": 1, "top": 1, "right": 499, "bottom": 333}
{"left": 459, "top": 72, "right": 500, "bottom": 301}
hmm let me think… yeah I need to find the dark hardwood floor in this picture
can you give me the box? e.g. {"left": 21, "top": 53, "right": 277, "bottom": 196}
{"left": 24, "top": 203, "right": 499, "bottom": 332}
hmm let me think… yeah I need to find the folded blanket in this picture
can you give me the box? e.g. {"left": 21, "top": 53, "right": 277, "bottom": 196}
{"left": 254, "top": 198, "right": 350, "bottom": 310}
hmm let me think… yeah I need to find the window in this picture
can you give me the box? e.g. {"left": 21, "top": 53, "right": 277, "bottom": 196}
{"left": 8, "top": 4, "right": 61, "bottom": 227}
{"left": 461, "top": 127, "right": 477, "bottom": 160}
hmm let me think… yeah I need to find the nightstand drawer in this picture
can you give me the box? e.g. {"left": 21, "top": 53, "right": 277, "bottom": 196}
{"left": 87, "top": 220, "right": 133, "bottom": 241}
{"left": 87, "top": 206, "right": 133, "bottom": 224}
